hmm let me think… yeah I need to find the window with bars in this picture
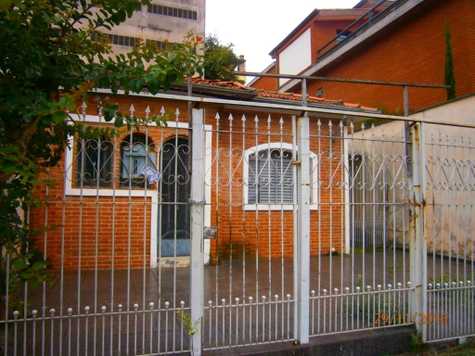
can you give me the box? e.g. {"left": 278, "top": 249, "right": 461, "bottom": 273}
{"left": 245, "top": 144, "right": 319, "bottom": 208}
{"left": 108, "top": 34, "right": 138, "bottom": 47}
{"left": 76, "top": 138, "right": 114, "bottom": 188}
{"left": 148, "top": 4, "right": 197, "bottom": 20}
{"left": 248, "top": 149, "right": 294, "bottom": 204}
{"left": 146, "top": 39, "right": 169, "bottom": 50}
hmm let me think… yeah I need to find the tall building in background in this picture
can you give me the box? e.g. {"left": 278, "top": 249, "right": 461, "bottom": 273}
{"left": 100, "top": 0, "right": 206, "bottom": 54}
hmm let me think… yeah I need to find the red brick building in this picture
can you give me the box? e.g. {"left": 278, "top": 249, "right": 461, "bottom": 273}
{"left": 251, "top": 0, "right": 474, "bottom": 114}
{"left": 30, "top": 81, "right": 378, "bottom": 270}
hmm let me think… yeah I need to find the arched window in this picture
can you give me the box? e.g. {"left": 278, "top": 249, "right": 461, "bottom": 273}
{"left": 120, "top": 133, "right": 156, "bottom": 187}
{"left": 244, "top": 143, "right": 318, "bottom": 210}
{"left": 248, "top": 148, "right": 293, "bottom": 204}
{"left": 76, "top": 137, "right": 114, "bottom": 188}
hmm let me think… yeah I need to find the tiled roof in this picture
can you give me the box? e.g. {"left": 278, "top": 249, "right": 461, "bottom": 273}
{"left": 190, "top": 78, "right": 379, "bottom": 112}
{"left": 191, "top": 78, "right": 249, "bottom": 90}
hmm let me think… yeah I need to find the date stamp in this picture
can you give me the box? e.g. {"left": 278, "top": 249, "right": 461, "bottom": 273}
{"left": 373, "top": 312, "right": 448, "bottom": 326}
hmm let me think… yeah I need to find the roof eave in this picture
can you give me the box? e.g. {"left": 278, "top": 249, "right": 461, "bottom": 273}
{"left": 253, "top": 97, "right": 381, "bottom": 114}
{"left": 171, "top": 83, "right": 257, "bottom": 100}
{"left": 269, "top": 9, "right": 319, "bottom": 57}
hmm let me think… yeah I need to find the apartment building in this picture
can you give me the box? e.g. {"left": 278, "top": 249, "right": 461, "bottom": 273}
{"left": 100, "top": 0, "right": 206, "bottom": 54}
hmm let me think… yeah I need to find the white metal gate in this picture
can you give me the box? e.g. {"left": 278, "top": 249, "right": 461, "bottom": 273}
{"left": 1, "top": 95, "right": 475, "bottom": 356}
{"left": 420, "top": 123, "right": 475, "bottom": 342}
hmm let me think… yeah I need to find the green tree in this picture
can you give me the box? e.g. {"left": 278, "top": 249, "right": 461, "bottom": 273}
{"left": 203, "top": 35, "right": 245, "bottom": 81}
{"left": 444, "top": 26, "right": 456, "bottom": 100}
{"left": 0, "top": 0, "right": 200, "bottom": 303}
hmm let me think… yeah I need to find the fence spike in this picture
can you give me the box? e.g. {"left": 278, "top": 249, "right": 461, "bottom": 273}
{"left": 80, "top": 100, "right": 88, "bottom": 116}
{"left": 129, "top": 104, "right": 135, "bottom": 117}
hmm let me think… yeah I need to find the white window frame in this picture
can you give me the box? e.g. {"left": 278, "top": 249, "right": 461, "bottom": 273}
{"left": 243, "top": 142, "right": 319, "bottom": 211}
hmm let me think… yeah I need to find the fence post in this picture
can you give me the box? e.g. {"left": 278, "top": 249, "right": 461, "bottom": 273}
{"left": 190, "top": 108, "right": 205, "bottom": 355}
{"left": 294, "top": 113, "right": 310, "bottom": 344}
{"left": 408, "top": 122, "right": 427, "bottom": 337}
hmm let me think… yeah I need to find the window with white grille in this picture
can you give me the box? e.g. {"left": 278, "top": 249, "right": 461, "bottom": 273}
{"left": 248, "top": 149, "right": 293, "bottom": 204}
{"left": 244, "top": 143, "right": 318, "bottom": 210}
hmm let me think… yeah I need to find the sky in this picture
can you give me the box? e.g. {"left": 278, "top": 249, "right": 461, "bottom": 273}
{"left": 206, "top": 0, "right": 360, "bottom": 74}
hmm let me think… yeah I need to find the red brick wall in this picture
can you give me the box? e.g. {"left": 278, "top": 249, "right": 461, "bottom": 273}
{"left": 307, "top": 0, "right": 475, "bottom": 113}
{"left": 249, "top": 64, "right": 279, "bottom": 91}
{"left": 205, "top": 109, "right": 343, "bottom": 263}
{"left": 312, "top": 20, "right": 356, "bottom": 63}
{"left": 30, "top": 96, "right": 345, "bottom": 270}
{"left": 30, "top": 96, "right": 191, "bottom": 270}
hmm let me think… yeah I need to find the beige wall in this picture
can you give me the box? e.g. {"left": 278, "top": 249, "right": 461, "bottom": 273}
{"left": 349, "top": 95, "right": 475, "bottom": 259}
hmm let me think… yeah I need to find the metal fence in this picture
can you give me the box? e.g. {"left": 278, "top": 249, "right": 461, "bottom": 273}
{"left": 1, "top": 94, "right": 474, "bottom": 356}
{"left": 422, "top": 123, "right": 475, "bottom": 342}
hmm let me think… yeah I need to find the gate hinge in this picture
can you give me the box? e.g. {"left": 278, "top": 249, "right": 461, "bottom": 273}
{"left": 409, "top": 197, "right": 426, "bottom": 208}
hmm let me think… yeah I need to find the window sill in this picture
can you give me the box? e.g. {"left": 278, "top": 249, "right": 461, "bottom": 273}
{"left": 65, "top": 187, "right": 156, "bottom": 198}
{"left": 243, "top": 204, "right": 318, "bottom": 211}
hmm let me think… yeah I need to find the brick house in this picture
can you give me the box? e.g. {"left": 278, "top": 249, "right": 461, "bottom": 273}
{"left": 251, "top": 0, "right": 474, "bottom": 114}
{"left": 30, "top": 80, "right": 378, "bottom": 270}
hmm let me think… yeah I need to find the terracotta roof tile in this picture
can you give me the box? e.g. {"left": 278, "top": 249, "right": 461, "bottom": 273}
{"left": 191, "top": 78, "right": 249, "bottom": 90}
{"left": 190, "top": 78, "right": 379, "bottom": 112}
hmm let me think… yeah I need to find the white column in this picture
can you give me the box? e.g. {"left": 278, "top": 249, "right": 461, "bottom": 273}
{"left": 294, "top": 114, "right": 311, "bottom": 344}
{"left": 190, "top": 108, "right": 205, "bottom": 355}
{"left": 344, "top": 126, "right": 351, "bottom": 255}
{"left": 408, "top": 122, "right": 427, "bottom": 337}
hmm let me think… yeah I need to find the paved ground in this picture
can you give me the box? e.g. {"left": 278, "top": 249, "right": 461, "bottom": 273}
{"left": 2, "top": 251, "right": 473, "bottom": 355}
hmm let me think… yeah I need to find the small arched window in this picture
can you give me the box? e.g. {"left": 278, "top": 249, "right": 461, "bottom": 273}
{"left": 248, "top": 148, "right": 293, "bottom": 204}
{"left": 76, "top": 137, "right": 114, "bottom": 188}
{"left": 244, "top": 143, "right": 318, "bottom": 210}
{"left": 120, "top": 133, "right": 156, "bottom": 187}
